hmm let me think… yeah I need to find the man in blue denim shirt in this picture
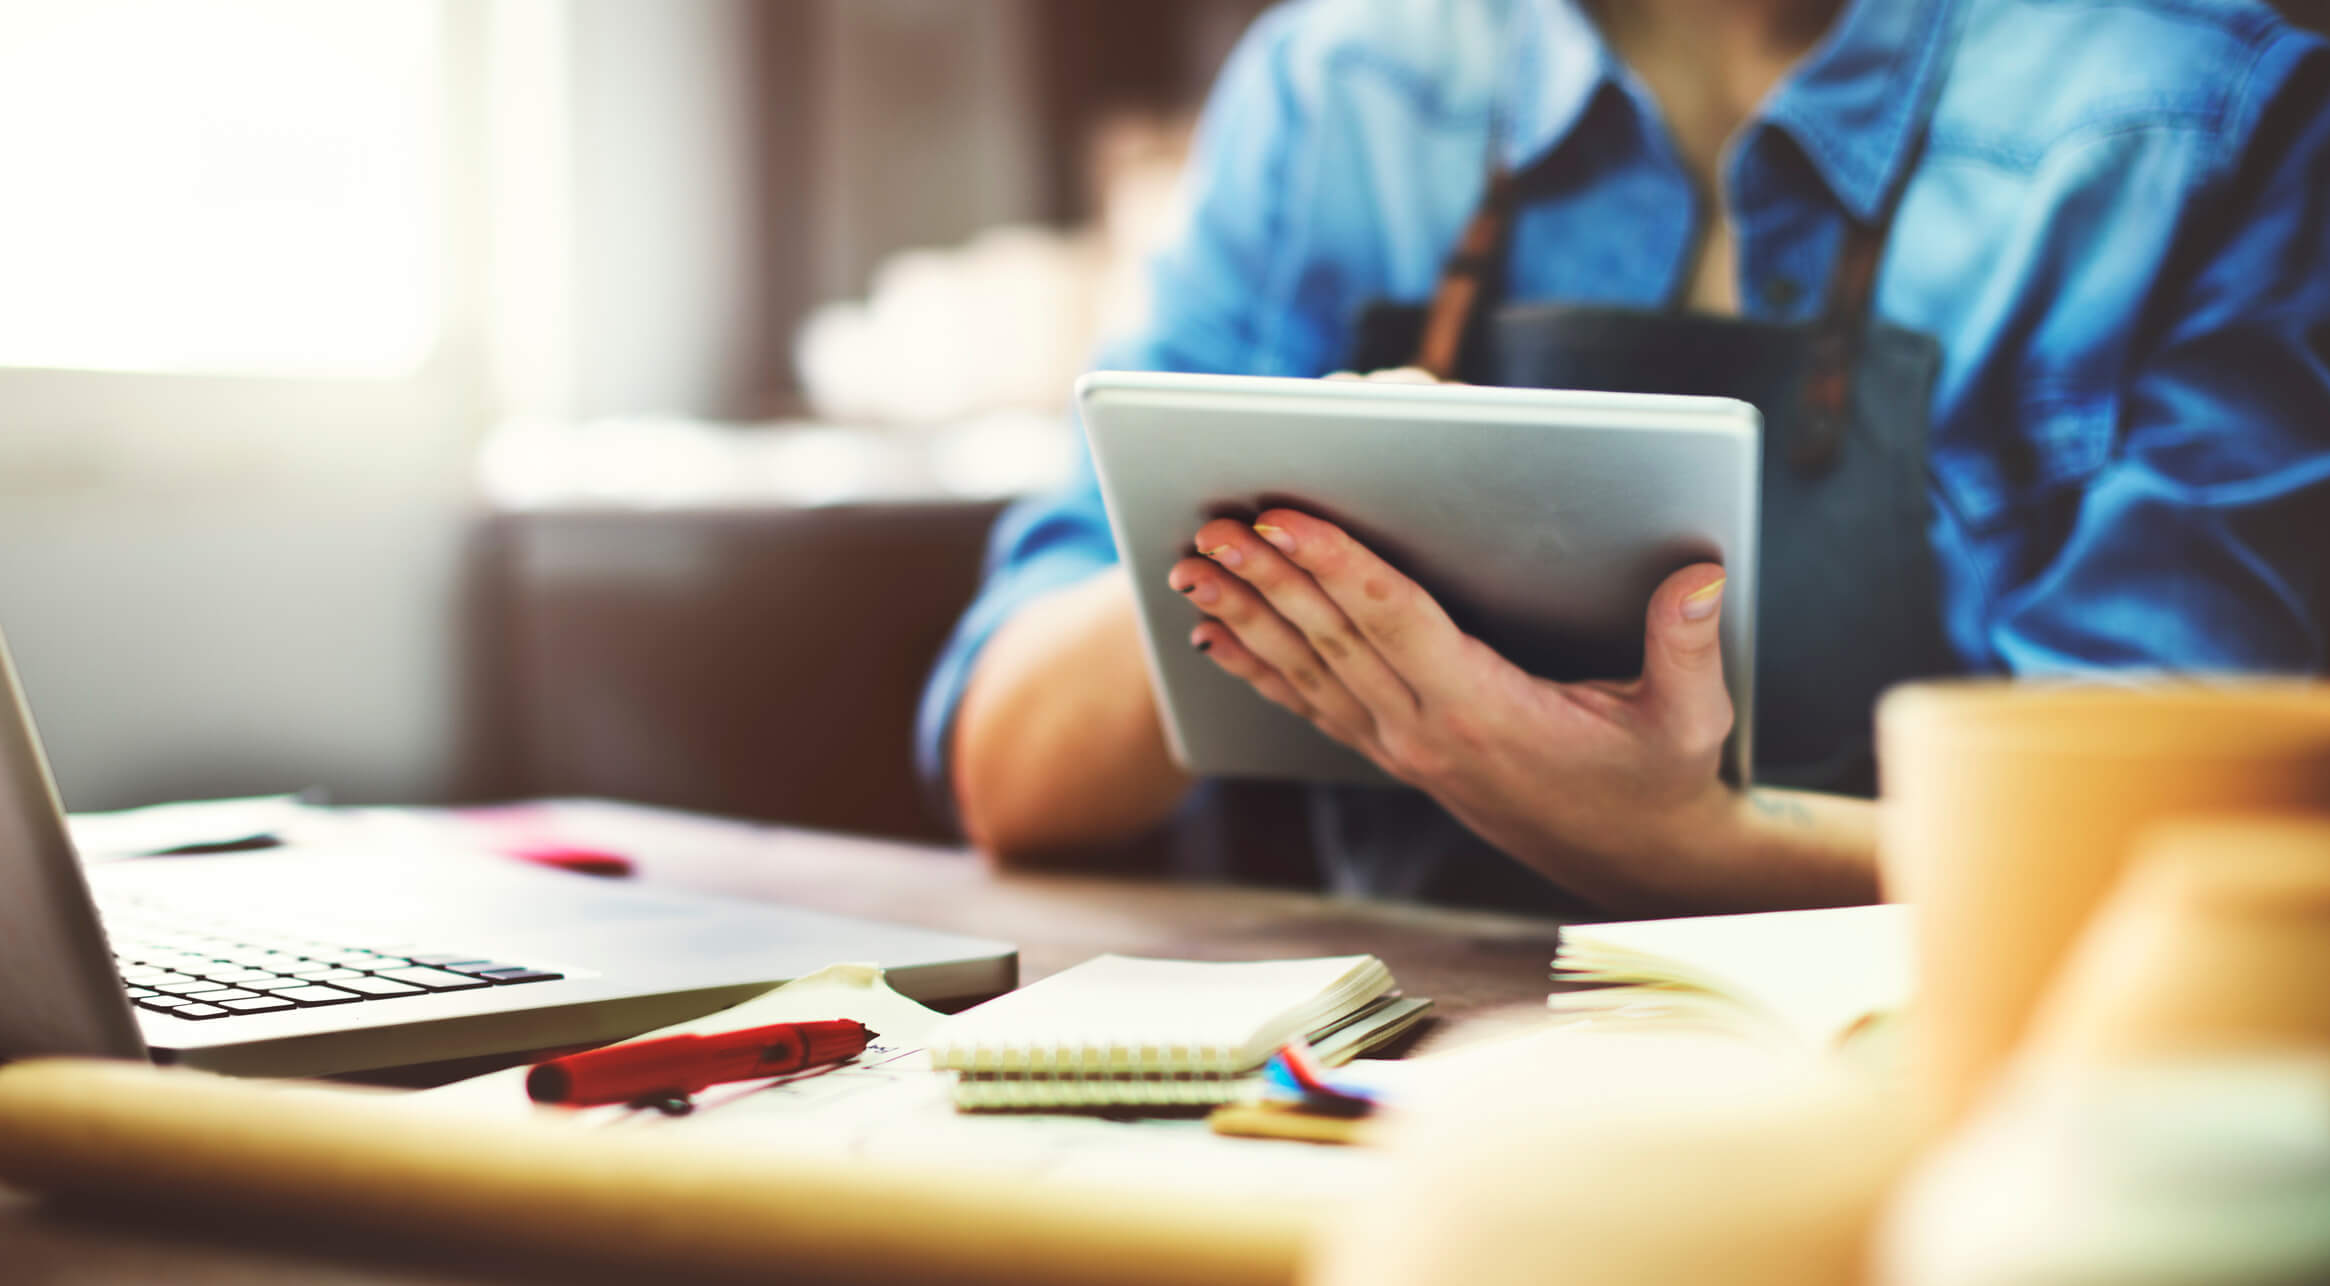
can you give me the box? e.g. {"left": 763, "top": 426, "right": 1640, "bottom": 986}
{"left": 920, "top": 0, "right": 2330, "bottom": 913}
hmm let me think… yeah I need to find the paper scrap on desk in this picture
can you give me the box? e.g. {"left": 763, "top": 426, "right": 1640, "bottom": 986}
{"left": 430, "top": 964, "right": 1389, "bottom": 1201}
{"left": 424, "top": 962, "right": 942, "bottom": 1121}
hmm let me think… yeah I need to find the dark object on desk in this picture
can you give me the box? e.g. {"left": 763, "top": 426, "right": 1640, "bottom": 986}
{"left": 526, "top": 1018, "right": 876, "bottom": 1108}
{"left": 151, "top": 834, "right": 284, "bottom": 856}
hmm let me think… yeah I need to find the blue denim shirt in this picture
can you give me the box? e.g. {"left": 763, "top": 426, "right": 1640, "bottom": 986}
{"left": 918, "top": 0, "right": 2330, "bottom": 829}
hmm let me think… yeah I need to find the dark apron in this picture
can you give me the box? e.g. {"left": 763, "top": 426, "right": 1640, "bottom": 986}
{"left": 1308, "top": 156, "right": 1957, "bottom": 912}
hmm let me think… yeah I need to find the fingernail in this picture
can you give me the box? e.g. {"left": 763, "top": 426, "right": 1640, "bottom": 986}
{"left": 1682, "top": 577, "right": 1726, "bottom": 621}
{"left": 1201, "top": 543, "right": 1243, "bottom": 569}
{"left": 1253, "top": 523, "right": 1294, "bottom": 554}
{"left": 1188, "top": 579, "right": 1218, "bottom": 606}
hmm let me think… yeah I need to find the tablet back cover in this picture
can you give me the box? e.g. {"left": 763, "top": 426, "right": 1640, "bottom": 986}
{"left": 1080, "top": 373, "right": 1759, "bottom": 786}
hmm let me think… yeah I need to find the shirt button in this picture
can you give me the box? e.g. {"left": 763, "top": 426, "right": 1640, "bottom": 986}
{"left": 1764, "top": 276, "right": 1804, "bottom": 311}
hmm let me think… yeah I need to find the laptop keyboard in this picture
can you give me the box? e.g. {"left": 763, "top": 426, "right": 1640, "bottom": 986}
{"left": 110, "top": 922, "right": 565, "bottom": 1021}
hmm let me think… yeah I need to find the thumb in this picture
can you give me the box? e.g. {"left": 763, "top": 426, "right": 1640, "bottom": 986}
{"left": 1640, "top": 563, "right": 1734, "bottom": 751}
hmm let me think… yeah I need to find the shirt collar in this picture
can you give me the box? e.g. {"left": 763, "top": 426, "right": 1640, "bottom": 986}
{"left": 1501, "top": 0, "right": 1958, "bottom": 224}
{"left": 1495, "top": 0, "right": 1612, "bottom": 175}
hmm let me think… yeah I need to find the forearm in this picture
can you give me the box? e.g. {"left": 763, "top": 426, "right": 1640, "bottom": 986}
{"left": 1634, "top": 785, "right": 1880, "bottom": 916}
{"left": 950, "top": 567, "right": 1193, "bottom": 865}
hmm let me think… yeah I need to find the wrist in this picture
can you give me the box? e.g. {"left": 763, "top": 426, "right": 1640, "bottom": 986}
{"left": 1551, "top": 775, "right": 1745, "bottom": 917}
{"left": 1708, "top": 785, "right": 1883, "bottom": 910}
{"left": 1603, "top": 780, "right": 1863, "bottom": 916}
{"left": 1654, "top": 776, "right": 1761, "bottom": 893}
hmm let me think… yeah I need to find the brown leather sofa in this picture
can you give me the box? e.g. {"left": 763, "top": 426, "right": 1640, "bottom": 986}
{"left": 465, "top": 498, "right": 1318, "bottom": 884}
{"left": 469, "top": 501, "right": 1005, "bottom": 844}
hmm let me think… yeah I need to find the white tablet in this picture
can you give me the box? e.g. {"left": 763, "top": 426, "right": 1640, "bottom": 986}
{"left": 1078, "top": 371, "right": 1761, "bottom": 786}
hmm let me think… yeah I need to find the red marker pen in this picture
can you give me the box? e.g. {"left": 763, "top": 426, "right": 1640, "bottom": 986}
{"left": 525, "top": 1019, "right": 875, "bottom": 1107}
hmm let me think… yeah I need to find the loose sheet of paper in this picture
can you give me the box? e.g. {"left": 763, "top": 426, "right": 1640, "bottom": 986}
{"left": 425, "top": 964, "right": 1388, "bottom": 1200}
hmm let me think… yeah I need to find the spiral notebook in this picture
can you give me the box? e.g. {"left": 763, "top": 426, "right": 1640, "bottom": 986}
{"left": 927, "top": 954, "right": 1429, "bottom": 1110}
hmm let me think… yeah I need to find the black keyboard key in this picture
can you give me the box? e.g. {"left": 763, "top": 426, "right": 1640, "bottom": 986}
{"left": 217, "top": 996, "right": 297, "bottom": 1014}
{"left": 335, "top": 976, "right": 426, "bottom": 997}
{"left": 478, "top": 969, "right": 564, "bottom": 984}
{"left": 170, "top": 1003, "right": 231, "bottom": 1020}
{"left": 274, "top": 985, "right": 362, "bottom": 1007}
{"left": 374, "top": 967, "right": 491, "bottom": 992}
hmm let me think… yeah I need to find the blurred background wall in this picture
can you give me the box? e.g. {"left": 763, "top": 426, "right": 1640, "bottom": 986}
{"left": 0, "top": 0, "right": 1264, "bottom": 812}
{"left": 3, "top": 0, "right": 2320, "bottom": 818}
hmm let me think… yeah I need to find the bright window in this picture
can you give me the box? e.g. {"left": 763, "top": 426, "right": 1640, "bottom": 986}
{"left": 0, "top": 0, "right": 442, "bottom": 378}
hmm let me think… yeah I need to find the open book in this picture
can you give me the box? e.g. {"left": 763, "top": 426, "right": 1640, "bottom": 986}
{"left": 927, "top": 954, "right": 1430, "bottom": 1110}
{"left": 1550, "top": 904, "right": 1912, "bottom": 1053}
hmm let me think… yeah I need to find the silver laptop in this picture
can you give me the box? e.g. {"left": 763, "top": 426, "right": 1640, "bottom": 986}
{"left": 0, "top": 627, "right": 1015, "bottom": 1078}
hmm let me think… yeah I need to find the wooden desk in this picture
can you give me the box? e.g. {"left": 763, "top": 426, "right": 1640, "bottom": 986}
{"left": 2, "top": 804, "right": 1571, "bottom": 1285}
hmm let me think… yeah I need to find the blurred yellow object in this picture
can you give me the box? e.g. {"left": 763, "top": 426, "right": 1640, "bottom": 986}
{"left": 1306, "top": 1033, "right": 1917, "bottom": 1286}
{"left": 1879, "top": 818, "right": 2330, "bottom": 1286}
{"left": 1879, "top": 1054, "right": 2330, "bottom": 1286}
{"left": 1875, "top": 680, "right": 2330, "bottom": 1127}
{"left": 1317, "top": 698, "right": 2330, "bottom": 1286}
{"left": 2021, "top": 815, "right": 2330, "bottom": 1072}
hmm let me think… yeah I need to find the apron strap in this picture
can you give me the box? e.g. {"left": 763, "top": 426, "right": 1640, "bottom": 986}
{"left": 1406, "top": 135, "right": 1911, "bottom": 483}
{"left": 1413, "top": 167, "right": 1517, "bottom": 381}
{"left": 1793, "top": 218, "right": 1885, "bottom": 477}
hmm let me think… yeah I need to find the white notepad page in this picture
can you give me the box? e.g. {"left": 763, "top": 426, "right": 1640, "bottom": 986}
{"left": 926, "top": 954, "right": 1395, "bottom": 1076}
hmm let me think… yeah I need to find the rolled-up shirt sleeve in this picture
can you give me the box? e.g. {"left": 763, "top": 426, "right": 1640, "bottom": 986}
{"left": 1988, "top": 36, "right": 2330, "bottom": 674}
{"left": 913, "top": 7, "right": 1332, "bottom": 818}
